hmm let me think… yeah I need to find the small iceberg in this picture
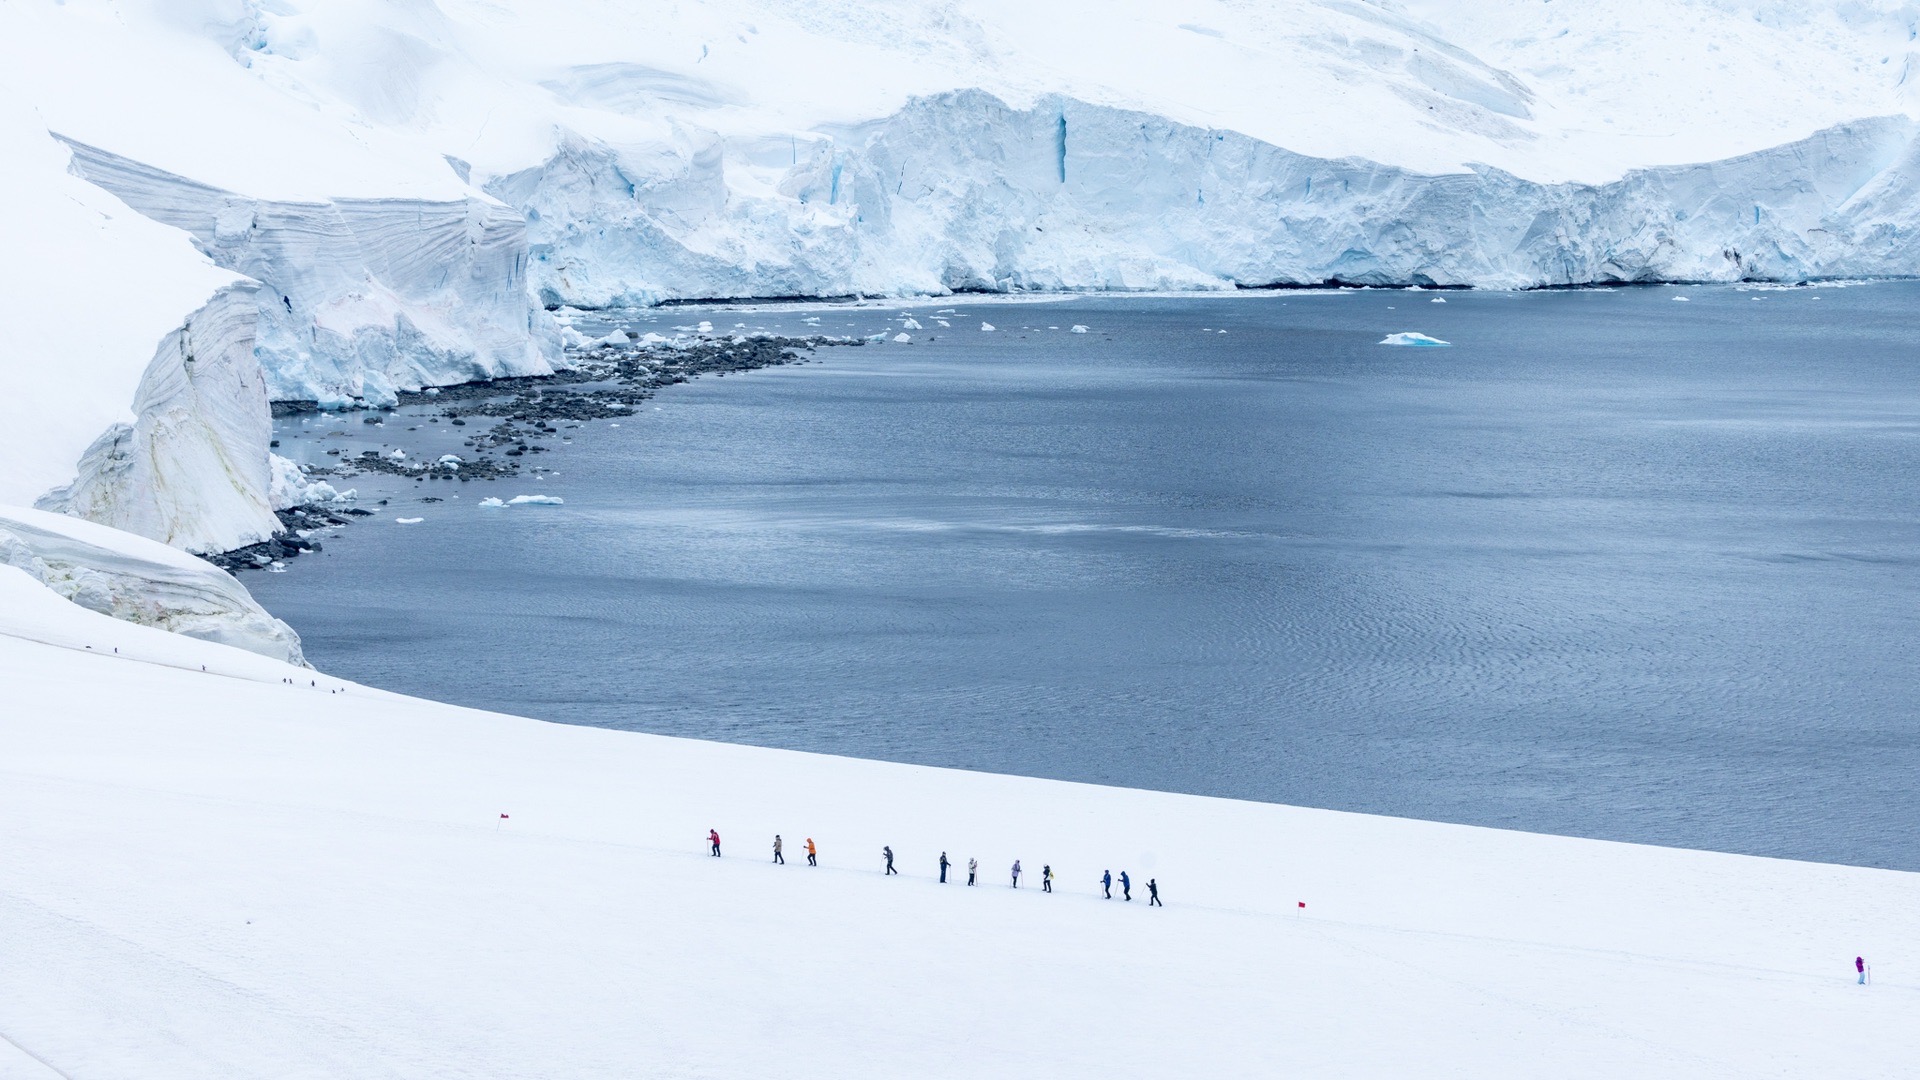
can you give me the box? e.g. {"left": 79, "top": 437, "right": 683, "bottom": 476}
{"left": 893, "top": 332, "right": 911, "bottom": 343}
{"left": 437, "top": 454, "right": 463, "bottom": 468}
{"left": 507, "top": 494, "right": 564, "bottom": 506}
{"left": 1070, "top": 324, "right": 1089, "bottom": 333}
{"left": 1379, "top": 332, "right": 1452, "bottom": 347}
{"left": 478, "top": 497, "right": 506, "bottom": 508}
{"left": 697, "top": 320, "right": 714, "bottom": 333}
{"left": 1673, "top": 295, "right": 1691, "bottom": 302}
{"left": 901, "top": 317, "right": 922, "bottom": 330}
{"left": 980, "top": 322, "right": 996, "bottom": 332}
{"left": 395, "top": 517, "right": 424, "bottom": 524}
{"left": 1430, "top": 297, "right": 1447, "bottom": 303}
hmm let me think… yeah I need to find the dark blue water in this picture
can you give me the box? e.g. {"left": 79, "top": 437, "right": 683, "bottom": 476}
{"left": 251, "top": 285, "right": 1920, "bottom": 869}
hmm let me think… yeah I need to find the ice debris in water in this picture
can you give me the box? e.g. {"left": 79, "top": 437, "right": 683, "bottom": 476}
{"left": 893, "top": 333, "right": 912, "bottom": 343}
{"left": 507, "top": 494, "right": 564, "bottom": 506}
{"left": 864, "top": 332, "right": 890, "bottom": 344}
{"left": 980, "top": 322, "right": 996, "bottom": 332}
{"left": 901, "top": 317, "right": 922, "bottom": 330}
{"left": 1673, "top": 295, "right": 1691, "bottom": 302}
{"left": 1379, "top": 332, "right": 1452, "bottom": 347}
{"left": 438, "top": 455, "right": 463, "bottom": 467}
{"left": 1431, "top": 297, "right": 1447, "bottom": 303}
{"left": 1070, "top": 325, "right": 1089, "bottom": 333}
{"left": 388, "top": 448, "right": 406, "bottom": 460}
{"left": 478, "top": 497, "right": 506, "bottom": 508}
{"left": 697, "top": 321, "right": 714, "bottom": 333}
{"left": 395, "top": 517, "right": 424, "bottom": 524}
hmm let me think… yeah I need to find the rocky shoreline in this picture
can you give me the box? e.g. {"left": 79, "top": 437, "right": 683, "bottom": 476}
{"left": 212, "top": 332, "right": 850, "bottom": 573}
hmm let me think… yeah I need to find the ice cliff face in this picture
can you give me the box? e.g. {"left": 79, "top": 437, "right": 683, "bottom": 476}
{"left": 62, "top": 138, "right": 563, "bottom": 408}
{"left": 37, "top": 284, "right": 281, "bottom": 555}
{"left": 496, "top": 93, "right": 1920, "bottom": 301}
{"left": 0, "top": 505, "right": 303, "bottom": 665}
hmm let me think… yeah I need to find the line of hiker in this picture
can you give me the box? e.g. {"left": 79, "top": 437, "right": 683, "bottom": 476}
{"left": 705, "top": 828, "right": 1163, "bottom": 907}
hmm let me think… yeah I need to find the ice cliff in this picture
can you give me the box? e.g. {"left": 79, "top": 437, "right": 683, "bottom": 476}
{"left": 500, "top": 92, "right": 1920, "bottom": 302}
{"left": 62, "top": 139, "right": 563, "bottom": 408}
{"left": 0, "top": 505, "right": 303, "bottom": 664}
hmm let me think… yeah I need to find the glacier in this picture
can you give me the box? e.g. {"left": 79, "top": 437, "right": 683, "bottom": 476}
{"left": 498, "top": 92, "right": 1920, "bottom": 303}
{"left": 11, "top": 0, "right": 1920, "bottom": 639}
{"left": 61, "top": 138, "right": 564, "bottom": 409}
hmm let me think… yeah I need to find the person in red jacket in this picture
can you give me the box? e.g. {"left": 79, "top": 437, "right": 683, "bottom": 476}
{"left": 708, "top": 829, "right": 721, "bottom": 857}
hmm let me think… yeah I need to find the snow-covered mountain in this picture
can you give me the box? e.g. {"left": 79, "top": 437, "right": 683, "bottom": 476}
{"left": 7, "top": 0, "right": 1920, "bottom": 577}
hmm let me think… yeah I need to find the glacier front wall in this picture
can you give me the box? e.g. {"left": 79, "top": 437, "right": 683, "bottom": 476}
{"left": 61, "top": 138, "right": 563, "bottom": 408}
{"left": 498, "top": 92, "right": 1920, "bottom": 304}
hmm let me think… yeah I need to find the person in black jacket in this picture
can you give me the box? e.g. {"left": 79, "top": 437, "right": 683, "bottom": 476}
{"left": 883, "top": 845, "right": 898, "bottom": 875}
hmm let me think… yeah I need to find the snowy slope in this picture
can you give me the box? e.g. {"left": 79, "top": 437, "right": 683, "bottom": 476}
{"left": 0, "top": 568, "right": 1915, "bottom": 1078}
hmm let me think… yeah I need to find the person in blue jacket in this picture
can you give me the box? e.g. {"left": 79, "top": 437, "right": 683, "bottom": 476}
{"left": 1102, "top": 869, "right": 1112, "bottom": 898}
{"left": 1119, "top": 870, "right": 1131, "bottom": 901}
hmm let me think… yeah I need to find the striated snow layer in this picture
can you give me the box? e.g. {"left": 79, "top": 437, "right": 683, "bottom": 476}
{"left": 0, "top": 505, "right": 302, "bottom": 663}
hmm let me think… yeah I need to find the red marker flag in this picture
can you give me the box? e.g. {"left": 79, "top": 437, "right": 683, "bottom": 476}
{"left": 500, "top": 813, "right": 510, "bottom": 819}
{"left": 1298, "top": 901, "right": 1306, "bottom": 909}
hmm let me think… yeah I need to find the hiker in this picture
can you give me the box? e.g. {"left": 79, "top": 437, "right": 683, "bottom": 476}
{"left": 1858, "top": 956, "right": 1868, "bottom": 985}
{"left": 1102, "top": 870, "right": 1112, "bottom": 899}
{"left": 773, "top": 835, "right": 784, "bottom": 864}
{"left": 1011, "top": 859, "right": 1022, "bottom": 888}
{"left": 1147, "top": 878, "right": 1161, "bottom": 907}
{"left": 940, "top": 852, "right": 950, "bottom": 883}
{"left": 806, "top": 837, "right": 817, "bottom": 866}
{"left": 967, "top": 857, "right": 978, "bottom": 886}
{"left": 709, "top": 829, "right": 721, "bottom": 857}
{"left": 1119, "top": 870, "right": 1131, "bottom": 901}
{"left": 1042, "top": 865, "right": 1053, "bottom": 893}
{"left": 884, "top": 845, "right": 898, "bottom": 875}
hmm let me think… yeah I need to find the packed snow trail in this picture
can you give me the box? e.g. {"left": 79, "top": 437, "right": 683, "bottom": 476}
{"left": 1, "top": 566, "right": 1916, "bottom": 1078}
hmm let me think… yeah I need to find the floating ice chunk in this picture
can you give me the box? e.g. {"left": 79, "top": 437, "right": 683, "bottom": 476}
{"left": 1379, "top": 332, "right": 1452, "bottom": 347}
{"left": 865, "top": 332, "right": 890, "bottom": 344}
{"left": 590, "top": 330, "right": 633, "bottom": 347}
{"left": 561, "top": 325, "right": 590, "bottom": 348}
{"left": 388, "top": 449, "right": 406, "bottom": 460}
{"left": 1673, "top": 295, "right": 1690, "bottom": 302}
{"left": 507, "top": 494, "right": 565, "bottom": 505}
{"left": 395, "top": 517, "right": 424, "bottom": 524}
{"left": 637, "top": 332, "right": 670, "bottom": 346}
{"left": 893, "top": 333, "right": 911, "bottom": 343}
{"left": 1070, "top": 325, "right": 1089, "bottom": 333}
{"left": 901, "top": 317, "right": 922, "bottom": 330}
{"left": 424, "top": 387, "right": 441, "bottom": 396}
{"left": 478, "top": 497, "right": 506, "bottom": 508}
{"left": 697, "top": 321, "right": 714, "bottom": 333}
{"left": 1431, "top": 297, "right": 1447, "bottom": 303}
{"left": 1218, "top": 330, "right": 1228, "bottom": 334}
{"left": 438, "top": 454, "right": 463, "bottom": 466}
{"left": 980, "top": 322, "right": 996, "bottom": 331}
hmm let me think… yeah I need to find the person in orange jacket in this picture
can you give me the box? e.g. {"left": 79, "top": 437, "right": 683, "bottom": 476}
{"left": 805, "top": 837, "right": 818, "bottom": 866}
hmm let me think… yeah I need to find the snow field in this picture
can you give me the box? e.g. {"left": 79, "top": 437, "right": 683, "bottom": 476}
{"left": 1, "top": 586, "right": 1916, "bottom": 1078}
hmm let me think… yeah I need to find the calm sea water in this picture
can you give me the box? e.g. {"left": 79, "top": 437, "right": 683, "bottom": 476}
{"left": 251, "top": 285, "right": 1920, "bottom": 869}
